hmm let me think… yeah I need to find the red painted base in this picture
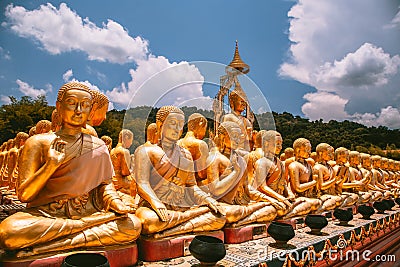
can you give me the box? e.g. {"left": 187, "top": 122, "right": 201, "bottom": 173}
{"left": 1, "top": 243, "right": 138, "bottom": 267}
{"left": 224, "top": 223, "right": 269, "bottom": 244}
{"left": 137, "top": 231, "right": 224, "bottom": 262}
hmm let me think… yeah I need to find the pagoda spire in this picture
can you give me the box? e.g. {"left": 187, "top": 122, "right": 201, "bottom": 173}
{"left": 227, "top": 40, "right": 250, "bottom": 74}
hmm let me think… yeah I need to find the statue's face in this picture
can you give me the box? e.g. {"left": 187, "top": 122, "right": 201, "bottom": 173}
{"left": 161, "top": 112, "right": 185, "bottom": 142}
{"left": 264, "top": 135, "right": 283, "bottom": 155}
{"left": 123, "top": 135, "right": 133, "bottom": 149}
{"left": 362, "top": 157, "right": 371, "bottom": 168}
{"left": 232, "top": 96, "right": 247, "bottom": 113}
{"left": 372, "top": 159, "right": 381, "bottom": 168}
{"left": 59, "top": 89, "right": 92, "bottom": 128}
{"left": 224, "top": 126, "right": 242, "bottom": 150}
{"left": 320, "top": 146, "right": 334, "bottom": 161}
{"left": 336, "top": 151, "right": 349, "bottom": 164}
{"left": 297, "top": 142, "right": 311, "bottom": 159}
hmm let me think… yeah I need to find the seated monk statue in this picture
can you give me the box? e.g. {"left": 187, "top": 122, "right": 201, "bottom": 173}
{"left": 101, "top": 135, "right": 113, "bottom": 153}
{"left": 35, "top": 120, "right": 52, "bottom": 134}
{"left": 0, "top": 82, "right": 141, "bottom": 257}
{"left": 332, "top": 147, "right": 359, "bottom": 207}
{"left": 0, "top": 139, "right": 14, "bottom": 188}
{"left": 348, "top": 151, "right": 372, "bottom": 203}
{"left": 371, "top": 155, "right": 391, "bottom": 199}
{"left": 177, "top": 113, "right": 209, "bottom": 185}
{"left": 310, "top": 143, "right": 342, "bottom": 211}
{"left": 246, "top": 130, "right": 266, "bottom": 185}
{"left": 361, "top": 154, "right": 384, "bottom": 201}
{"left": 7, "top": 132, "right": 29, "bottom": 190}
{"left": 253, "top": 130, "right": 316, "bottom": 219}
{"left": 110, "top": 129, "right": 136, "bottom": 196}
{"left": 221, "top": 87, "right": 252, "bottom": 155}
{"left": 205, "top": 122, "right": 277, "bottom": 227}
{"left": 134, "top": 106, "right": 226, "bottom": 238}
{"left": 145, "top": 123, "right": 158, "bottom": 145}
{"left": 0, "top": 143, "right": 8, "bottom": 187}
{"left": 288, "top": 138, "right": 325, "bottom": 213}
{"left": 283, "top": 147, "right": 295, "bottom": 180}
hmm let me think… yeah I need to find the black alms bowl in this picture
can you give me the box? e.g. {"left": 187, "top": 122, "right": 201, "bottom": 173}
{"left": 305, "top": 214, "right": 328, "bottom": 234}
{"left": 373, "top": 201, "right": 387, "bottom": 213}
{"left": 189, "top": 235, "right": 226, "bottom": 265}
{"left": 267, "top": 221, "right": 295, "bottom": 244}
{"left": 395, "top": 198, "right": 400, "bottom": 206}
{"left": 357, "top": 205, "right": 375, "bottom": 219}
{"left": 383, "top": 199, "right": 395, "bottom": 210}
{"left": 333, "top": 208, "right": 353, "bottom": 225}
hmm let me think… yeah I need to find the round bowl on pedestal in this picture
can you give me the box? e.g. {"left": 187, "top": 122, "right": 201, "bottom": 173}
{"left": 305, "top": 214, "right": 328, "bottom": 235}
{"left": 357, "top": 205, "right": 375, "bottom": 219}
{"left": 267, "top": 221, "right": 295, "bottom": 246}
{"left": 383, "top": 199, "right": 395, "bottom": 210}
{"left": 373, "top": 201, "right": 387, "bottom": 214}
{"left": 333, "top": 209, "right": 353, "bottom": 226}
{"left": 189, "top": 235, "right": 226, "bottom": 266}
{"left": 61, "top": 253, "right": 110, "bottom": 267}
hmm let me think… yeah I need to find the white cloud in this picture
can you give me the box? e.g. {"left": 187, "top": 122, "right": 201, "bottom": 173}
{"left": 353, "top": 106, "right": 400, "bottom": 129}
{"left": 16, "top": 79, "right": 47, "bottom": 98}
{"left": 280, "top": 0, "right": 400, "bottom": 129}
{"left": 63, "top": 69, "right": 73, "bottom": 82}
{"left": 0, "top": 95, "right": 11, "bottom": 104}
{"left": 0, "top": 47, "right": 11, "bottom": 60}
{"left": 106, "top": 55, "right": 211, "bottom": 109}
{"left": 384, "top": 9, "right": 400, "bottom": 29}
{"left": 302, "top": 92, "right": 348, "bottom": 121}
{"left": 5, "top": 3, "right": 148, "bottom": 64}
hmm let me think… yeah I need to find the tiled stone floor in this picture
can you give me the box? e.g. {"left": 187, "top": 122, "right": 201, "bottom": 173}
{"left": 138, "top": 208, "right": 400, "bottom": 267}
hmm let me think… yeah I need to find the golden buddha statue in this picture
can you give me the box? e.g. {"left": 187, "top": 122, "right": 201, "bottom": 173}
{"left": 145, "top": 123, "right": 158, "bottom": 145}
{"left": 246, "top": 130, "right": 266, "bottom": 188}
{"left": 35, "top": 120, "right": 52, "bottom": 134}
{"left": 110, "top": 129, "right": 135, "bottom": 196}
{"left": 205, "top": 122, "right": 277, "bottom": 226}
{"left": 348, "top": 151, "right": 372, "bottom": 203}
{"left": 288, "top": 138, "right": 331, "bottom": 213}
{"left": 371, "top": 155, "right": 391, "bottom": 199}
{"left": 0, "top": 139, "right": 14, "bottom": 188}
{"left": 221, "top": 87, "right": 252, "bottom": 155}
{"left": 0, "top": 82, "right": 141, "bottom": 257}
{"left": 253, "top": 131, "right": 315, "bottom": 218}
{"left": 177, "top": 113, "right": 209, "bottom": 184}
{"left": 313, "top": 143, "right": 343, "bottom": 208}
{"left": 134, "top": 106, "right": 225, "bottom": 238}
{"left": 0, "top": 143, "right": 8, "bottom": 187}
{"left": 101, "top": 135, "right": 113, "bottom": 153}
{"left": 359, "top": 153, "right": 383, "bottom": 202}
{"left": 332, "top": 147, "right": 359, "bottom": 207}
{"left": 7, "top": 132, "right": 29, "bottom": 190}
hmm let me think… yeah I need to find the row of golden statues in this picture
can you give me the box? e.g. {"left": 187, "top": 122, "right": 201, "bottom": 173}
{"left": 0, "top": 81, "right": 399, "bottom": 259}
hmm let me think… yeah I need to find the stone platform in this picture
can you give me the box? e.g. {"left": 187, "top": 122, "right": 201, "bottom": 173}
{"left": 1, "top": 243, "right": 138, "bottom": 267}
{"left": 137, "top": 207, "right": 400, "bottom": 267}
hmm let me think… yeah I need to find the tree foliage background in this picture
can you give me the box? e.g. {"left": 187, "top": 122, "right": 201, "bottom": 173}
{"left": 1, "top": 95, "right": 399, "bottom": 159}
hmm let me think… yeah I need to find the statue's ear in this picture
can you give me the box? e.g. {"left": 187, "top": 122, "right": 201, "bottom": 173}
{"left": 88, "top": 103, "right": 97, "bottom": 122}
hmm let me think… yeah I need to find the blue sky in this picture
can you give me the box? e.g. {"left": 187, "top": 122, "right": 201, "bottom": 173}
{"left": 0, "top": 0, "right": 399, "bottom": 128}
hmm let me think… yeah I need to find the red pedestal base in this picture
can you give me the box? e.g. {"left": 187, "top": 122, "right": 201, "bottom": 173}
{"left": 1, "top": 243, "right": 138, "bottom": 267}
{"left": 137, "top": 231, "right": 224, "bottom": 262}
{"left": 224, "top": 223, "right": 269, "bottom": 244}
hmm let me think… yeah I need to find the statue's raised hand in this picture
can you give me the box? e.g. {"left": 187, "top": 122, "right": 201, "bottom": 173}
{"left": 48, "top": 137, "right": 66, "bottom": 166}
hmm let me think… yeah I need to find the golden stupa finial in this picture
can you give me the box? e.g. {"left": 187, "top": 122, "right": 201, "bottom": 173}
{"left": 227, "top": 40, "right": 250, "bottom": 74}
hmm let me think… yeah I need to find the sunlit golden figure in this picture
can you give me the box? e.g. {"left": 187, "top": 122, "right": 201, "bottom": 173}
{"left": 371, "top": 155, "right": 391, "bottom": 199}
{"left": 253, "top": 131, "right": 315, "bottom": 218}
{"left": 348, "top": 151, "right": 372, "bottom": 203}
{"left": 110, "top": 129, "right": 135, "bottom": 196}
{"left": 7, "top": 132, "right": 29, "bottom": 190}
{"left": 288, "top": 138, "right": 328, "bottom": 213}
{"left": 134, "top": 106, "right": 225, "bottom": 238}
{"left": 332, "top": 147, "right": 359, "bottom": 207}
{"left": 0, "top": 139, "right": 14, "bottom": 188}
{"left": 361, "top": 154, "right": 384, "bottom": 201}
{"left": 178, "top": 113, "right": 209, "bottom": 184}
{"left": 0, "top": 82, "right": 141, "bottom": 257}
